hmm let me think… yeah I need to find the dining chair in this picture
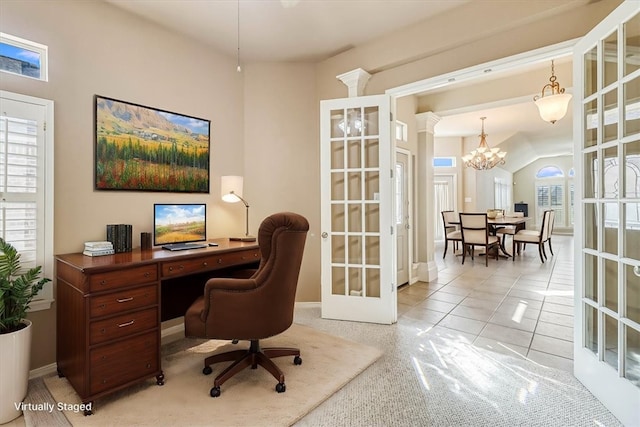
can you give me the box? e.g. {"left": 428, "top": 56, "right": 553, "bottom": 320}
{"left": 441, "top": 210, "right": 462, "bottom": 259}
{"left": 459, "top": 213, "right": 500, "bottom": 267}
{"left": 546, "top": 209, "right": 556, "bottom": 256}
{"left": 512, "top": 210, "right": 551, "bottom": 263}
{"left": 495, "top": 211, "right": 524, "bottom": 247}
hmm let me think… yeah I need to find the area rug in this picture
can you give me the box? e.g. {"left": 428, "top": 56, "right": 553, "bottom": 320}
{"left": 42, "top": 323, "right": 382, "bottom": 426}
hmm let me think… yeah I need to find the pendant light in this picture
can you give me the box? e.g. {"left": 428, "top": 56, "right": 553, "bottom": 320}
{"left": 461, "top": 117, "right": 507, "bottom": 171}
{"left": 533, "top": 60, "right": 572, "bottom": 124}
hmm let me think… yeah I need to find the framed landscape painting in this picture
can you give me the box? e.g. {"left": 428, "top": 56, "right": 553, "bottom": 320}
{"left": 94, "top": 95, "right": 210, "bottom": 193}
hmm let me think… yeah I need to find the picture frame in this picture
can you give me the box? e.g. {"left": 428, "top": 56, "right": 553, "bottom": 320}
{"left": 94, "top": 95, "right": 210, "bottom": 193}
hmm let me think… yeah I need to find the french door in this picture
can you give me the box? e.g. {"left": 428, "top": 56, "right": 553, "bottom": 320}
{"left": 320, "top": 94, "right": 397, "bottom": 324}
{"left": 573, "top": 2, "right": 640, "bottom": 425}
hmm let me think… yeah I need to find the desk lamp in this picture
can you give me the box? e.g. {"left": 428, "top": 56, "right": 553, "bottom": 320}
{"left": 221, "top": 175, "right": 256, "bottom": 242}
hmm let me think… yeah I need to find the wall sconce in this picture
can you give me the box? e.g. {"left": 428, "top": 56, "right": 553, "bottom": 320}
{"left": 221, "top": 175, "right": 256, "bottom": 242}
{"left": 534, "top": 60, "right": 572, "bottom": 124}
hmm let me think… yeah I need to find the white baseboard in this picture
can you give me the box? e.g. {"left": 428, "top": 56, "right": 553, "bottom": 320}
{"left": 29, "top": 362, "right": 57, "bottom": 379}
{"left": 416, "top": 261, "right": 438, "bottom": 283}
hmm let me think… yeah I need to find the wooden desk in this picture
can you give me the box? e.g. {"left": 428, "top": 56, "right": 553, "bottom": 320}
{"left": 55, "top": 238, "right": 260, "bottom": 414}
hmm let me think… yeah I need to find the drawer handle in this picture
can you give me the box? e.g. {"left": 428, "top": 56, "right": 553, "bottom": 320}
{"left": 100, "top": 280, "right": 107, "bottom": 285}
{"left": 117, "top": 297, "right": 134, "bottom": 303}
{"left": 203, "top": 262, "right": 208, "bottom": 267}
{"left": 118, "top": 320, "right": 135, "bottom": 328}
{"left": 99, "top": 304, "right": 106, "bottom": 309}
{"left": 144, "top": 272, "right": 150, "bottom": 277}
{"left": 217, "top": 259, "right": 222, "bottom": 264}
{"left": 146, "top": 363, "right": 152, "bottom": 369}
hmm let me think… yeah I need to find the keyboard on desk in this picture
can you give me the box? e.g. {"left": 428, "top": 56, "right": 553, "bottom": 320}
{"left": 161, "top": 242, "right": 208, "bottom": 251}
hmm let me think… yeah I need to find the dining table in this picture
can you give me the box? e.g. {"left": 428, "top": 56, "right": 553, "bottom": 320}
{"left": 447, "top": 215, "right": 531, "bottom": 257}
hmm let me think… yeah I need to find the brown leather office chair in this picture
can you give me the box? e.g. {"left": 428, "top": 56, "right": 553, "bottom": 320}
{"left": 184, "top": 212, "right": 309, "bottom": 397}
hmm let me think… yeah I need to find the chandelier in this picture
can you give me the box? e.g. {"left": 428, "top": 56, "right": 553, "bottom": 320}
{"left": 533, "top": 60, "right": 572, "bottom": 124}
{"left": 461, "top": 117, "right": 507, "bottom": 170}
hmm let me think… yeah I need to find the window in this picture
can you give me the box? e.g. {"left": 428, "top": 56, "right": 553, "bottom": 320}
{"left": 0, "top": 91, "right": 54, "bottom": 310}
{"left": 433, "top": 157, "right": 456, "bottom": 168}
{"left": 0, "top": 33, "right": 48, "bottom": 81}
{"left": 395, "top": 120, "right": 407, "bottom": 142}
{"left": 494, "top": 178, "right": 510, "bottom": 210}
{"left": 536, "top": 165, "right": 564, "bottom": 178}
{"left": 536, "top": 182, "right": 564, "bottom": 227}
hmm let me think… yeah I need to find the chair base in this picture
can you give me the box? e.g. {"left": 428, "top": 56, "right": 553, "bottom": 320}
{"left": 203, "top": 339, "right": 301, "bottom": 397}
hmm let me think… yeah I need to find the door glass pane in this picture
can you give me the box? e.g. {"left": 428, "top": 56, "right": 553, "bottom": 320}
{"left": 348, "top": 267, "right": 362, "bottom": 296}
{"left": 347, "top": 172, "right": 362, "bottom": 200}
{"left": 604, "top": 259, "right": 618, "bottom": 312}
{"left": 625, "top": 326, "right": 640, "bottom": 387}
{"left": 332, "top": 235, "right": 345, "bottom": 263}
{"left": 348, "top": 204, "right": 362, "bottom": 232}
{"left": 624, "top": 141, "right": 640, "bottom": 198}
{"left": 585, "top": 253, "right": 598, "bottom": 302}
{"left": 395, "top": 163, "right": 404, "bottom": 225}
{"left": 348, "top": 236, "right": 362, "bottom": 263}
{"left": 603, "top": 147, "right": 618, "bottom": 198}
{"left": 364, "top": 171, "right": 379, "bottom": 200}
{"left": 585, "top": 98, "right": 598, "bottom": 148}
{"left": 585, "top": 303, "right": 598, "bottom": 354}
{"left": 604, "top": 202, "right": 618, "bottom": 255}
{"left": 331, "top": 110, "right": 345, "bottom": 138}
{"left": 585, "top": 203, "right": 598, "bottom": 250}
{"left": 624, "top": 76, "right": 640, "bottom": 137}
{"left": 344, "top": 108, "right": 363, "bottom": 137}
{"left": 626, "top": 263, "right": 640, "bottom": 324}
{"left": 584, "top": 151, "right": 598, "bottom": 198}
{"left": 363, "top": 107, "right": 379, "bottom": 136}
{"left": 625, "top": 203, "right": 640, "bottom": 259}
{"left": 604, "top": 313, "right": 618, "bottom": 370}
{"left": 585, "top": 45, "right": 598, "bottom": 98}
{"left": 331, "top": 172, "right": 345, "bottom": 200}
{"left": 331, "top": 204, "right": 345, "bottom": 232}
{"left": 364, "top": 139, "right": 379, "bottom": 168}
{"left": 331, "top": 141, "right": 344, "bottom": 169}
{"left": 366, "top": 268, "right": 380, "bottom": 298}
{"left": 331, "top": 266, "right": 345, "bottom": 295}
{"left": 347, "top": 141, "right": 361, "bottom": 168}
{"left": 365, "top": 204, "right": 380, "bottom": 232}
{"left": 624, "top": 14, "right": 640, "bottom": 76}
{"left": 365, "top": 236, "right": 380, "bottom": 265}
{"left": 603, "top": 89, "right": 618, "bottom": 143}
{"left": 603, "top": 31, "right": 618, "bottom": 88}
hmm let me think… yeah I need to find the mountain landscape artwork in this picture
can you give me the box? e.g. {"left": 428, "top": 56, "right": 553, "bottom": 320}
{"left": 95, "top": 95, "right": 210, "bottom": 192}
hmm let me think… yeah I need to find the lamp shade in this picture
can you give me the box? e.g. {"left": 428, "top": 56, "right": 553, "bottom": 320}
{"left": 534, "top": 93, "right": 572, "bottom": 124}
{"left": 221, "top": 175, "right": 243, "bottom": 203}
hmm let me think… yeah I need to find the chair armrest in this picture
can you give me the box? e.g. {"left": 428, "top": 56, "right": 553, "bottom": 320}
{"left": 205, "top": 277, "right": 257, "bottom": 292}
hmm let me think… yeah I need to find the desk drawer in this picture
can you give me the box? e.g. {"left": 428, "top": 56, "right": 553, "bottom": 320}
{"left": 90, "top": 307, "right": 158, "bottom": 345}
{"left": 90, "top": 331, "right": 158, "bottom": 395}
{"left": 89, "top": 265, "right": 157, "bottom": 293}
{"left": 90, "top": 285, "right": 157, "bottom": 319}
{"left": 161, "top": 249, "right": 260, "bottom": 278}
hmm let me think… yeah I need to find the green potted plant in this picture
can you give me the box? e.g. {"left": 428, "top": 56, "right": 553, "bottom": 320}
{"left": 0, "top": 238, "right": 50, "bottom": 424}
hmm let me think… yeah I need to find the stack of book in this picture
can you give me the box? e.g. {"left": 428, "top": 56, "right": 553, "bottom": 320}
{"left": 83, "top": 241, "right": 114, "bottom": 257}
{"left": 106, "top": 224, "right": 133, "bottom": 253}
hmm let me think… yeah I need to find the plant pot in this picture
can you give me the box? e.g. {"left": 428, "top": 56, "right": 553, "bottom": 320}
{"left": 0, "top": 320, "right": 32, "bottom": 424}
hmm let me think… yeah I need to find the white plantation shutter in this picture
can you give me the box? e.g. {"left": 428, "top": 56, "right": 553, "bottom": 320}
{"left": 0, "top": 91, "right": 54, "bottom": 308}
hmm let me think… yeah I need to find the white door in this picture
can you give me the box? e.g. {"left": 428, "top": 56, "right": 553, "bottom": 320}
{"left": 320, "top": 94, "right": 397, "bottom": 324}
{"left": 396, "top": 150, "right": 410, "bottom": 286}
{"left": 434, "top": 174, "right": 455, "bottom": 241}
{"left": 573, "top": 2, "right": 640, "bottom": 426}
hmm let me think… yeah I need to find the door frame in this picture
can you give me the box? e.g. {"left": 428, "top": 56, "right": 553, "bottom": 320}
{"left": 396, "top": 147, "right": 413, "bottom": 285}
{"left": 434, "top": 173, "right": 457, "bottom": 241}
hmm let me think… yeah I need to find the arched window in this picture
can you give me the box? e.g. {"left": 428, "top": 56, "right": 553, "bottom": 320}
{"left": 568, "top": 168, "right": 575, "bottom": 177}
{"left": 536, "top": 165, "right": 564, "bottom": 178}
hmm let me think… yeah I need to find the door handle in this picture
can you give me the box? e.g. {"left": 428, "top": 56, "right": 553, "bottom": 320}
{"left": 321, "top": 232, "right": 328, "bottom": 238}
{"left": 634, "top": 265, "right": 640, "bottom": 277}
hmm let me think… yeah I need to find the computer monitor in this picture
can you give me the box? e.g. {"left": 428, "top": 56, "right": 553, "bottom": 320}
{"left": 153, "top": 203, "right": 206, "bottom": 246}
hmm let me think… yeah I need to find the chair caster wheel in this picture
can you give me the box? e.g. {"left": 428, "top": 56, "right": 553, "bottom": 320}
{"left": 293, "top": 356, "right": 302, "bottom": 365}
{"left": 276, "top": 382, "right": 286, "bottom": 393}
{"left": 210, "top": 386, "right": 221, "bottom": 397}
{"left": 203, "top": 366, "right": 213, "bottom": 375}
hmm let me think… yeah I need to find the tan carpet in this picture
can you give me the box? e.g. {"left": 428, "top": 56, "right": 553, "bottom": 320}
{"left": 43, "top": 324, "right": 382, "bottom": 427}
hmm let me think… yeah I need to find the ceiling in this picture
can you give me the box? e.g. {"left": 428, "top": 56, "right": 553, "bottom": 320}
{"left": 104, "top": 0, "right": 469, "bottom": 62}
{"left": 103, "top": 0, "right": 574, "bottom": 173}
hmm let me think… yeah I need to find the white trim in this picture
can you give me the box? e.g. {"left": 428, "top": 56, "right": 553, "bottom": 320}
{"left": 0, "top": 32, "right": 48, "bottom": 81}
{"left": 386, "top": 39, "right": 577, "bottom": 98}
{"left": 396, "top": 147, "right": 413, "bottom": 287}
{"left": 29, "top": 362, "right": 57, "bottom": 380}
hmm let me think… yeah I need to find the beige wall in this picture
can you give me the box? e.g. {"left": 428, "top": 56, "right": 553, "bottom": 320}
{"left": 0, "top": 0, "right": 621, "bottom": 372}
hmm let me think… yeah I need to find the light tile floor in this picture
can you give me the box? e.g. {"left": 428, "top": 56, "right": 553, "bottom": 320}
{"left": 397, "top": 234, "right": 575, "bottom": 372}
